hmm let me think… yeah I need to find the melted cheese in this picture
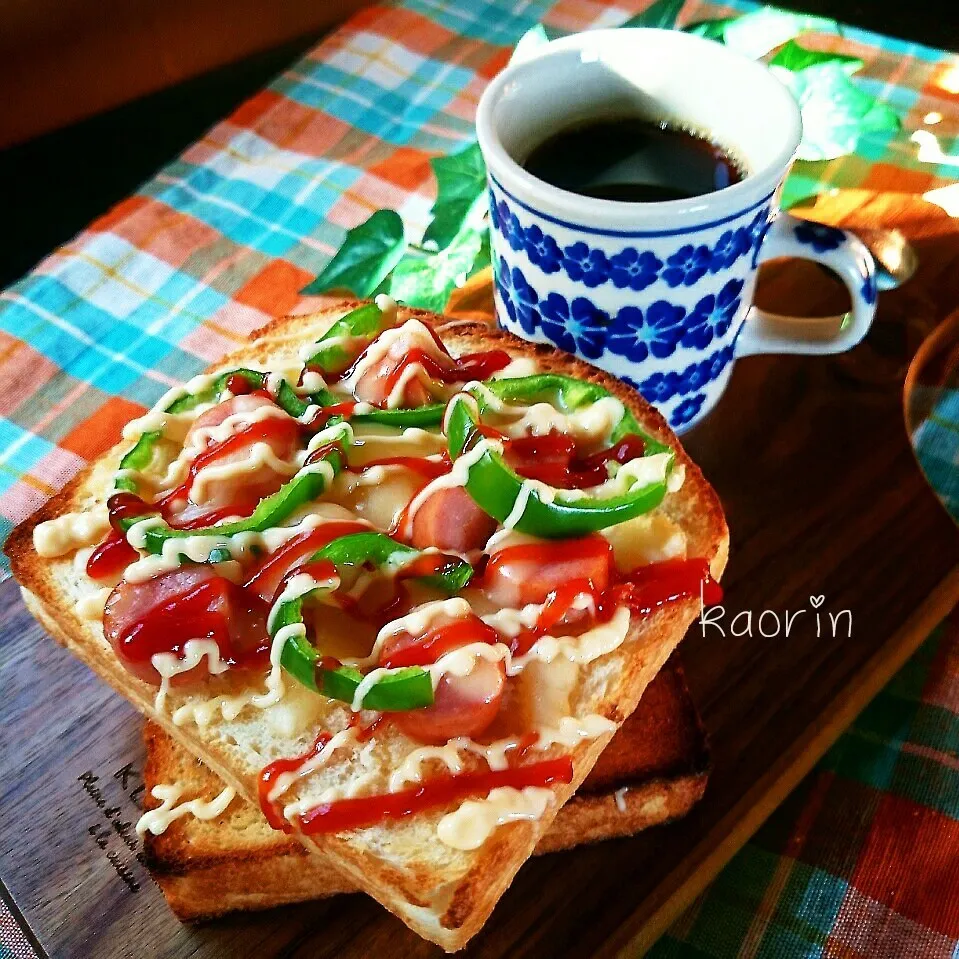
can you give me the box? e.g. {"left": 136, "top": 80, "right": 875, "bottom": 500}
{"left": 436, "top": 786, "right": 552, "bottom": 850}
{"left": 601, "top": 512, "right": 686, "bottom": 572}
{"left": 328, "top": 466, "right": 423, "bottom": 531}
{"left": 169, "top": 621, "right": 300, "bottom": 726}
{"left": 33, "top": 509, "right": 110, "bottom": 558}
{"left": 349, "top": 427, "right": 445, "bottom": 463}
{"left": 135, "top": 783, "right": 236, "bottom": 836}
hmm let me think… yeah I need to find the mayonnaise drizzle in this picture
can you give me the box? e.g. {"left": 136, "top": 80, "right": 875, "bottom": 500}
{"left": 152, "top": 639, "right": 230, "bottom": 713}
{"left": 135, "top": 783, "right": 236, "bottom": 836}
{"left": 436, "top": 786, "right": 552, "bottom": 850}
{"left": 33, "top": 509, "right": 110, "bottom": 558}
{"left": 388, "top": 714, "right": 616, "bottom": 791}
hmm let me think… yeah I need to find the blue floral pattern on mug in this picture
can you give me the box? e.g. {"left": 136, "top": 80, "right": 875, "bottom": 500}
{"left": 609, "top": 248, "right": 662, "bottom": 291}
{"left": 562, "top": 242, "right": 610, "bottom": 288}
{"left": 794, "top": 221, "right": 846, "bottom": 253}
{"left": 607, "top": 301, "right": 686, "bottom": 362}
{"left": 490, "top": 193, "right": 769, "bottom": 291}
{"left": 628, "top": 343, "right": 735, "bottom": 402}
{"left": 709, "top": 228, "right": 751, "bottom": 273}
{"left": 540, "top": 293, "right": 609, "bottom": 359}
{"left": 495, "top": 258, "right": 540, "bottom": 335}
{"left": 670, "top": 393, "right": 707, "bottom": 428}
{"left": 861, "top": 270, "right": 878, "bottom": 305}
{"left": 662, "top": 244, "right": 712, "bottom": 288}
{"left": 684, "top": 278, "right": 744, "bottom": 349}
{"left": 522, "top": 224, "right": 562, "bottom": 274}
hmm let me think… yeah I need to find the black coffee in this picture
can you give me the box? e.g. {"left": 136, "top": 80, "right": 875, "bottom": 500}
{"left": 522, "top": 116, "right": 744, "bottom": 203}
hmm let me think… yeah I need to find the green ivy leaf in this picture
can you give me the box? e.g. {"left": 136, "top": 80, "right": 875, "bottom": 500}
{"left": 301, "top": 210, "right": 405, "bottom": 296}
{"left": 773, "top": 63, "right": 900, "bottom": 161}
{"left": 769, "top": 39, "right": 863, "bottom": 74}
{"left": 389, "top": 228, "right": 484, "bottom": 312}
{"left": 422, "top": 143, "right": 488, "bottom": 252}
{"left": 686, "top": 8, "right": 837, "bottom": 58}
{"left": 622, "top": 0, "right": 685, "bottom": 29}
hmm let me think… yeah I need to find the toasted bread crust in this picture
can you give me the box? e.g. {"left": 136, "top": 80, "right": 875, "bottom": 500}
{"left": 7, "top": 301, "right": 728, "bottom": 951}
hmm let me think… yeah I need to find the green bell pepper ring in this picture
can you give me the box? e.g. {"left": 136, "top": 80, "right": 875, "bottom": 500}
{"left": 121, "top": 422, "right": 352, "bottom": 555}
{"left": 444, "top": 379, "right": 674, "bottom": 539}
{"left": 470, "top": 374, "right": 670, "bottom": 455}
{"left": 311, "top": 531, "right": 473, "bottom": 594}
{"left": 268, "top": 530, "right": 473, "bottom": 707}
{"left": 304, "top": 302, "right": 392, "bottom": 376}
{"left": 349, "top": 404, "right": 447, "bottom": 429}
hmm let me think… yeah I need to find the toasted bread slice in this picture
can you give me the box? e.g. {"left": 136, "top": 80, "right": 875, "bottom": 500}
{"left": 143, "top": 657, "right": 709, "bottom": 919}
{"left": 8, "top": 301, "right": 728, "bottom": 950}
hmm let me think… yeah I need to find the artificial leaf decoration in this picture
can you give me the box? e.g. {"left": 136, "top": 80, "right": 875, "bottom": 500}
{"left": 511, "top": 24, "right": 552, "bottom": 63}
{"left": 468, "top": 230, "right": 492, "bottom": 280}
{"left": 389, "top": 228, "right": 484, "bottom": 313}
{"left": 769, "top": 39, "right": 863, "bottom": 74}
{"left": 683, "top": 16, "right": 737, "bottom": 41}
{"left": 686, "top": 8, "right": 837, "bottom": 58}
{"left": 301, "top": 209, "right": 405, "bottom": 296}
{"left": 773, "top": 62, "right": 900, "bottom": 161}
{"left": 622, "top": 0, "right": 686, "bottom": 29}
{"left": 422, "top": 143, "right": 488, "bottom": 252}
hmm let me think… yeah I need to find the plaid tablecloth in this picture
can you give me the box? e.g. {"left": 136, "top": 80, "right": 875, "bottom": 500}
{"left": 0, "top": 1, "right": 957, "bottom": 956}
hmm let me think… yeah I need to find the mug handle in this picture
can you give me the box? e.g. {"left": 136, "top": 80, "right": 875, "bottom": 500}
{"left": 735, "top": 212, "right": 878, "bottom": 358}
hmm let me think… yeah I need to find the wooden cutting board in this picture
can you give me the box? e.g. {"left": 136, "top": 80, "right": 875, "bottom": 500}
{"left": 1, "top": 190, "right": 957, "bottom": 959}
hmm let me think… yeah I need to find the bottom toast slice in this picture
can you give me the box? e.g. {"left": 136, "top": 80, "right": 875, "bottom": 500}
{"left": 143, "top": 657, "right": 708, "bottom": 920}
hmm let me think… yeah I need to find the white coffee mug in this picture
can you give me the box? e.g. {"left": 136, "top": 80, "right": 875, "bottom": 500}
{"left": 476, "top": 28, "right": 877, "bottom": 432}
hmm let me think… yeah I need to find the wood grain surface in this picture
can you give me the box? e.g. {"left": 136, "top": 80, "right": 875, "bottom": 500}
{"left": 1, "top": 190, "right": 957, "bottom": 958}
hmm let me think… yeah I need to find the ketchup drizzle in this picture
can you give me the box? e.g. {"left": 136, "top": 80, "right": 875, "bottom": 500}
{"left": 502, "top": 430, "right": 647, "bottom": 489}
{"left": 349, "top": 452, "right": 451, "bottom": 481}
{"left": 258, "top": 731, "right": 332, "bottom": 832}
{"left": 225, "top": 373, "right": 257, "bottom": 395}
{"left": 85, "top": 529, "right": 138, "bottom": 581}
{"left": 380, "top": 617, "right": 499, "bottom": 668}
{"left": 296, "top": 757, "right": 573, "bottom": 835}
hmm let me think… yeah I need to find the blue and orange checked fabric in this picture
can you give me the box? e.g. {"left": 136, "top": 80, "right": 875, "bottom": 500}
{"left": 654, "top": 613, "right": 959, "bottom": 958}
{"left": 0, "top": 1, "right": 957, "bottom": 956}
